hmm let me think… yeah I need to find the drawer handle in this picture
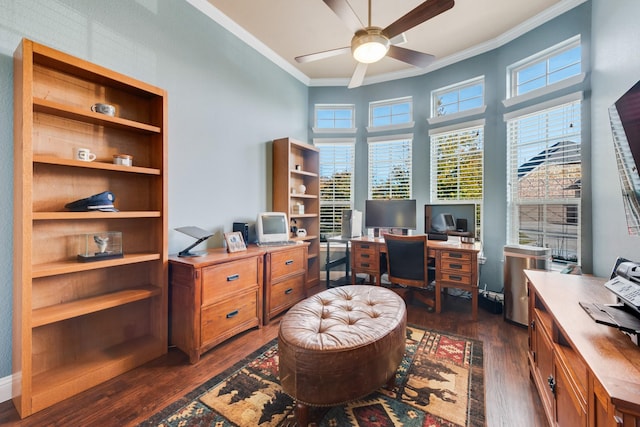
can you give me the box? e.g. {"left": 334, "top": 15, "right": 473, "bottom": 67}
{"left": 449, "top": 252, "right": 463, "bottom": 258}
{"left": 361, "top": 263, "right": 370, "bottom": 268}
{"left": 362, "top": 254, "right": 370, "bottom": 258}
{"left": 226, "top": 274, "right": 239, "bottom": 281}
{"left": 285, "top": 288, "right": 293, "bottom": 295}
{"left": 450, "top": 264, "right": 463, "bottom": 270}
{"left": 449, "top": 275, "right": 462, "bottom": 281}
{"left": 285, "top": 259, "right": 293, "bottom": 265}
{"left": 362, "top": 244, "right": 370, "bottom": 249}
{"left": 226, "top": 310, "right": 239, "bottom": 319}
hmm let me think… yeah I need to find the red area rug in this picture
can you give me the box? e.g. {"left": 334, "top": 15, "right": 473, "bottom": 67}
{"left": 139, "top": 325, "right": 484, "bottom": 426}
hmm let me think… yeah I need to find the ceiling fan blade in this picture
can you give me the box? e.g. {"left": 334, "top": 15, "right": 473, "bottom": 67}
{"left": 348, "top": 62, "right": 368, "bottom": 88}
{"left": 295, "top": 46, "right": 351, "bottom": 63}
{"left": 323, "top": 0, "right": 365, "bottom": 34}
{"left": 383, "top": 0, "right": 455, "bottom": 40}
{"left": 387, "top": 45, "right": 435, "bottom": 68}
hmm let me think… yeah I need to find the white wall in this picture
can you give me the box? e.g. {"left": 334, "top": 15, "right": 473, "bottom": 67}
{"left": 590, "top": 0, "right": 640, "bottom": 275}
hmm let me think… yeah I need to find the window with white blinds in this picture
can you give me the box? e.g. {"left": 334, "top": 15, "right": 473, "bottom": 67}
{"left": 316, "top": 139, "right": 355, "bottom": 236}
{"left": 430, "top": 123, "right": 484, "bottom": 202}
{"left": 368, "top": 135, "right": 412, "bottom": 199}
{"left": 506, "top": 95, "right": 582, "bottom": 265}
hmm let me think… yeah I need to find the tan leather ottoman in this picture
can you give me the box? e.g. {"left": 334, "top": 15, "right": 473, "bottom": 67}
{"left": 278, "top": 285, "right": 407, "bottom": 426}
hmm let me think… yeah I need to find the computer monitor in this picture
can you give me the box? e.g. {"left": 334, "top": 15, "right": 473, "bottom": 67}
{"left": 425, "top": 203, "right": 477, "bottom": 236}
{"left": 364, "top": 199, "right": 417, "bottom": 236}
{"left": 432, "top": 213, "right": 456, "bottom": 232}
{"left": 256, "top": 212, "right": 290, "bottom": 243}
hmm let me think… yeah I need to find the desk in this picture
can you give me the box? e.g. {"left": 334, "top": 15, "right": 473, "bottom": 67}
{"left": 350, "top": 236, "right": 482, "bottom": 319}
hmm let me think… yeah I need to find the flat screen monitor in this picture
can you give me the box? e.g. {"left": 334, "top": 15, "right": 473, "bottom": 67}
{"left": 256, "top": 212, "right": 289, "bottom": 243}
{"left": 609, "top": 79, "right": 640, "bottom": 235}
{"left": 364, "top": 199, "right": 417, "bottom": 234}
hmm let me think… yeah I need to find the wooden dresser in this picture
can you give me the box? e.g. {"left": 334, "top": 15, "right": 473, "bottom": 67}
{"left": 263, "top": 244, "right": 308, "bottom": 324}
{"left": 169, "top": 247, "right": 264, "bottom": 364}
{"left": 526, "top": 270, "right": 640, "bottom": 426}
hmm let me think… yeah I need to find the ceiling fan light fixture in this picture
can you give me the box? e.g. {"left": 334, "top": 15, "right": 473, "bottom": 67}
{"left": 352, "top": 28, "right": 389, "bottom": 64}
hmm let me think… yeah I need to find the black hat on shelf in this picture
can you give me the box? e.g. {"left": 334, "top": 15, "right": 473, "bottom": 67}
{"left": 65, "top": 191, "right": 118, "bottom": 212}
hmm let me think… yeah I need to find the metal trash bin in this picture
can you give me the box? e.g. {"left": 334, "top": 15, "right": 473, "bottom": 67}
{"left": 503, "top": 245, "right": 551, "bottom": 326}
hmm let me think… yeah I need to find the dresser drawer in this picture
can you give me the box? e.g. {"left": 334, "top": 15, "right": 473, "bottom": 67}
{"left": 440, "top": 271, "right": 472, "bottom": 286}
{"left": 269, "top": 248, "right": 305, "bottom": 281}
{"left": 269, "top": 274, "right": 305, "bottom": 314}
{"left": 201, "top": 289, "right": 259, "bottom": 346}
{"left": 202, "top": 257, "right": 259, "bottom": 305}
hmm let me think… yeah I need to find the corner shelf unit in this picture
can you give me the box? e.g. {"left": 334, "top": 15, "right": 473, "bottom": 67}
{"left": 12, "top": 39, "right": 168, "bottom": 417}
{"left": 272, "top": 138, "right": 320, "bottom": 293}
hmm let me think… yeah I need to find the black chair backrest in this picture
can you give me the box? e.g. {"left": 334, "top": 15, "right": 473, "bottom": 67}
{"left": 384, "top": 234, "right": 426, "bottom": 282}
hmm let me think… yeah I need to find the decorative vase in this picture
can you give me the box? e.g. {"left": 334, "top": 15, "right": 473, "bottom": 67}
{"left": 297, "top": 184, "right": 306, "bottom": 194}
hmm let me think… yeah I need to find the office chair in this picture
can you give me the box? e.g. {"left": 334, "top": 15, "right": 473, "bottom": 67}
{"left": 382, "top": 233, "right": 436, "bottom": 311}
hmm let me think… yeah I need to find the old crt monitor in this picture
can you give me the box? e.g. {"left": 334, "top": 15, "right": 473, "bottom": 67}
{"left": 432, "top": 213, "right": 455, "bottom": 232}
{"left": 365, "top": 199, "right": 416, "bottom": 235}
{"left": 256, "top": 212, "right": 289, "bottom": 244}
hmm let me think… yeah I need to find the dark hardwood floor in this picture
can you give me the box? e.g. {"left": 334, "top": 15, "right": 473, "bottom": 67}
{"left": 0, "top": 288, "right": 547, "bottom": 426}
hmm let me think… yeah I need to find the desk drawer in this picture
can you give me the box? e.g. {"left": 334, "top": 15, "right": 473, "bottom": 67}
{"left": 201, "top": 289, "right": 259, "bottom": 346}
{"left": 440, "top": 272, "right": 472, "bottom": 286}
{"left": 269, "top": 248, "right": 305, "bottom": 281}
{"left": 441, "top": 251, "right": 472, "bottom": 263}
{"left": 270, "top": 274, "right": 305, "bottom": 313}
{"left": 440, "top": 258, "right": 472, "bottom": 274}
{"left": 202, "top": 257, "right": 260, "bottom": 305}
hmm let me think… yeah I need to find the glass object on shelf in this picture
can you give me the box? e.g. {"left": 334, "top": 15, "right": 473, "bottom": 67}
{"left": 77, "top": 231, "right": 123, "bottom": 262}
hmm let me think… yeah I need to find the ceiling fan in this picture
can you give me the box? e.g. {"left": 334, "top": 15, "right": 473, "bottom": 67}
{"left": 295, "top": 0, "right": 455, "bottom": 88}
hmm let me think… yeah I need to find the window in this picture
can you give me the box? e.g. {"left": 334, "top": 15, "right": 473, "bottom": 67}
{"left": 368, "top": 97, "right": 413, "bottom": 131}
{"left": 429, "top": 122, "right": 484, "bottom": 235}
{"left": 313, "top": 104, "right": 355, "bottom": 133}
{"left": 315, "top": 139, "right": 355, "bottom": 237}
{"left": 432, "top": 77, "right": 484, "bottom": 117}
{"left": 506, "top": 94, "right": 582, "bottom": 266}
{"left": 507, "top": 36, "right": 582, "bottom": 99}
{"left": 368, "top": 134, "right": 412, "bottom": 199}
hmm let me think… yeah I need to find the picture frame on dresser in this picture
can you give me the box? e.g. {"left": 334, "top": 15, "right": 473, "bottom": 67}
{"left": 224, "top": 231, "right": 247, "bottom": 253}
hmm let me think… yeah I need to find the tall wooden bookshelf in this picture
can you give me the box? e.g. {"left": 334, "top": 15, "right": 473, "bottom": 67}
{"left": 272, "top": 138, "right": 320, "bottom": 293}
{"left": 12, "top": 39, "right": 168, "bottom": 417}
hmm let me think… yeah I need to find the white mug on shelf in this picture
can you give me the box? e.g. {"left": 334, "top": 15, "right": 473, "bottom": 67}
{"left": 91, "top": 102, "right": 115, "bottom": 116}
{"left": 296, "top": 228, "right": 307, "bottom": 238}
{"left": 75, "top": 147, "right": 96, "bottom": 162}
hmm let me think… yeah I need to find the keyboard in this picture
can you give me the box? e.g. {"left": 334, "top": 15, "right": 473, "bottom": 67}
{"left": 605, "top": 276, "right": 640, "bottom": 310}
{"left": 257, "top": 241, "right": 298, "bottom": 247}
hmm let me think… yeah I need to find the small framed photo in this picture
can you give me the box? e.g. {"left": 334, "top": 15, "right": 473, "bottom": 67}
{"left": 224, "top": 231, "right": 247, "bottom": 253}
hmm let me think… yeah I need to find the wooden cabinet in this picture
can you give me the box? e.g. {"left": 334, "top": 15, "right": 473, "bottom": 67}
{"left": 169, "top": 248, "right": 263, "bottom": 364}
{"left": 526, "top": 270, "right": 640, "bottom": 427}
{"left": 12, "top": 39, "right": 167, "bottom": 417}
{"left": 351, "top": 239, "right": 382, "bottom": 283}
{"left": 263, "top": 244, "right": 308, "bottom": 324}
{"left": 272, "top": 137, "right": 320, "bottom": 294}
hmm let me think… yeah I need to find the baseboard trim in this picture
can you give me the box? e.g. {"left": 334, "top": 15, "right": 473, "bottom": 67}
{"left": 0, "top": 374, "right": 12, "bottom": 403}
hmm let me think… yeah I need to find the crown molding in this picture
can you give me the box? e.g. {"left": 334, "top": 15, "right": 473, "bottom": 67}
{"left": 186, "top": 0, "right": 587, "bottom": 88}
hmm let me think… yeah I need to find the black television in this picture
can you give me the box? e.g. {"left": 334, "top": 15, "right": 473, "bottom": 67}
{"left": 364, "top": 199, "right": 417, "bottom": 236}
{"left": 609, "top": 79, "right": 640, "bottom": 235}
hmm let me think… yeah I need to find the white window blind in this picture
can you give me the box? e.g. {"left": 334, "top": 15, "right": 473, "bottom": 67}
{"left": 430, "top": 125, "right": 484, "bottom": 202}
{"left": 506, "top": 98, "right": 582, "bottom": 265}
{"left": 316, "top": 140, "right": 355, "bottom": 236}
{"left": 368, "top": 135, "right": 412, "bottom": 199}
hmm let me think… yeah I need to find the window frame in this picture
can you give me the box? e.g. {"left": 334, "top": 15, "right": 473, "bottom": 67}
{"left": 367, "top": 96, "right": 414, "bottom": 133}
{"left": 504, "top": 92, "right": 583, "bottom": 267}
{"left": 429, "top": 76, "right": 486, "bottom": 125}
{"left": 505, "top": 35, "right": 584, "bottom": 107}
{"left": 367, "top": 133, "right": 413, "bottom": 200}
{"left": 314, "top": 138, "right": 356, "bottom": 238}
{"left": 313, "top": 104, "right": 356, "bottom": 134}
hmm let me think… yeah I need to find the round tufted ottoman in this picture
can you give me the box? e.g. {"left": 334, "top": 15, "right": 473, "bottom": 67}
{"left": 278, "top": 285, "right": 407, "bottom": 427}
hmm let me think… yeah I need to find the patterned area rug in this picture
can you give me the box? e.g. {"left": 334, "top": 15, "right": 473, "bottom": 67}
{"left": 139, "top": 325, "right": 484, "bottom": 426}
